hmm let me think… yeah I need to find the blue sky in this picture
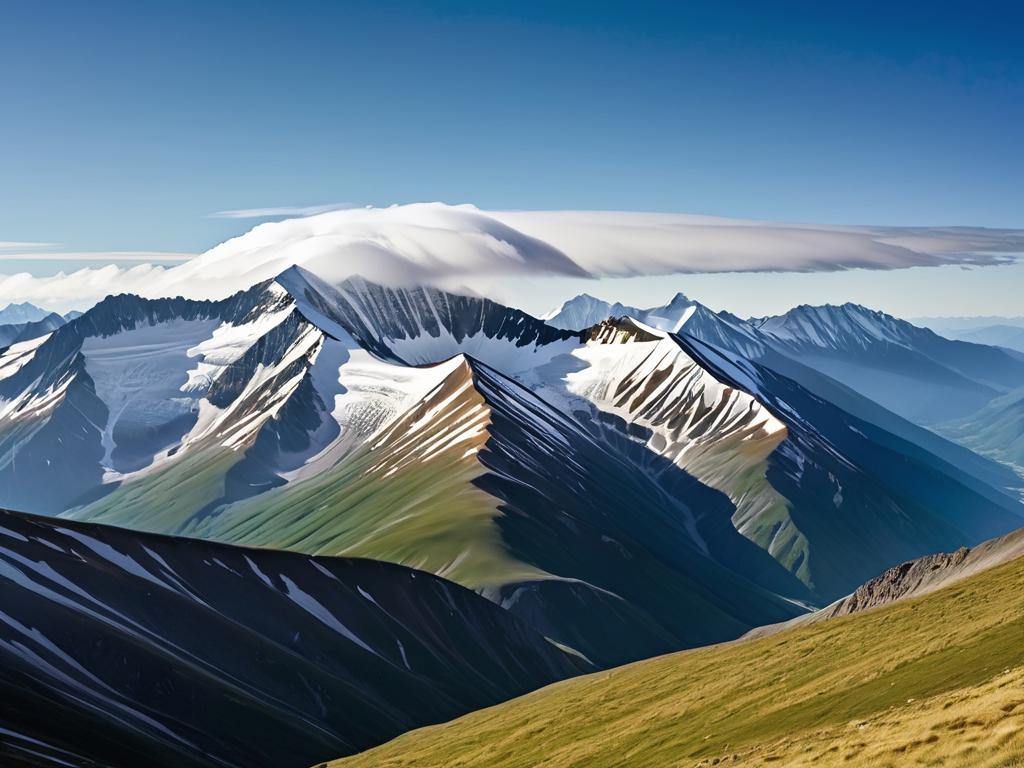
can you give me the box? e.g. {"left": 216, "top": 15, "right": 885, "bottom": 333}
{"left": 1, "top": 1, "right": 1022, "bottom": 316}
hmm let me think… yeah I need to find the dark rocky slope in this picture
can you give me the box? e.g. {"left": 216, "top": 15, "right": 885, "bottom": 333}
{"left": 0, "top": 509, "right": 587, "bottom": 768}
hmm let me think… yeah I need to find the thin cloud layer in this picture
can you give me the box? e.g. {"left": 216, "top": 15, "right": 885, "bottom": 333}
{"left": 0, "top": 241, "right": 60, "bottom": 250}
{"left": 0, "top": 251, "right": 194, "bottom": 262}
{"left": 1, "top": 203, "right": 1021, "bottom": 313}
{"left": 208, "top": 203, "right": 355, "bottom": 219}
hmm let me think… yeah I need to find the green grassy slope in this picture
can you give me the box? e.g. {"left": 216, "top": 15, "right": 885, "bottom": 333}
{"left": 324, "top": 540, "right": 1024, "bottom": 768}
{"left": 70, "top": 448, "right": 243, "bottom": 531}
{"left": 189, "top": 361, "right": 541, "bottom": 589}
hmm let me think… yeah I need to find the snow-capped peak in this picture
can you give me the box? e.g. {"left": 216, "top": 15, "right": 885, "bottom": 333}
{"left": 543, "top": 294, "right": 645, "bottom": 330}
{"left": 0, "top": 301, "right": 54, "bottom": 326}
{"left": 546, "top": 291, "right": 698, "bottom": 333}
{"left": 752, "top": 302, "right": 928, "bottom": 351}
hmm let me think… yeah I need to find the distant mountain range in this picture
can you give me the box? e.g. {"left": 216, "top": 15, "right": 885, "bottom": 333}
{"left": 548, "top": 293, "right": 1024, "bottom": 475}
{"left": 913, "top": 315, "right": 1024, "bottom": 354}
{"left": 0, "top": 301, "right": 57, "bottom": 325}
{"left": 914, "top": 315, "right": 1024, "bottom": 333}
{"left": 956, "top": 325, "right": 1024, "bottom": 353}
{"left": 543, "top": 292, "right": 698, "bottom": 332}
{"left": 0, "top": 302, "right": 81, "bottom": 350}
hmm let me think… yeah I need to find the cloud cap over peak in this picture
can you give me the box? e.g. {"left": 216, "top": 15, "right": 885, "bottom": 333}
{"left": 166, "top": 202, "right": 588, "bottom": 293}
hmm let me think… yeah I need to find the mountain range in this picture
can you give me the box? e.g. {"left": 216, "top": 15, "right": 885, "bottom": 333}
{"left": 0, "top": 269, "right": 1021, "bottom": 656}
{"left": 915, "top": 315, "right": 1024, "bottom": 354}
{"left": 0, "top": 267, "right": 1022, "bottom": 765}
{"left": 548, "top": 292, "right": 1024, "bottom": 480}
{"left": 0, "top": 301, "right": 59, "bottom": 326}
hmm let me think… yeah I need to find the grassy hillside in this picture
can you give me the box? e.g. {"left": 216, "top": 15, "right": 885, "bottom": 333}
{"left": 324, "top": 544, "right": 1024, "bottom": 768}
{"left": 189, "top": 362, "right": 528, "bottom": 589}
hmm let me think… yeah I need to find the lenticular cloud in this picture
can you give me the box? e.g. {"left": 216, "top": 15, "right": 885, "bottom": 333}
{"left": 489, "top": 211, "right": 1024, "bottom": 275}
{"left": 2, "top": 203, "right": 1022, "bottom": 313}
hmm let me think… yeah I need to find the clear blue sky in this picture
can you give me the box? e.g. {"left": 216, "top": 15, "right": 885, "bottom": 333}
{"left": 1, "top": 1, "right": 1022, "bottom": 317}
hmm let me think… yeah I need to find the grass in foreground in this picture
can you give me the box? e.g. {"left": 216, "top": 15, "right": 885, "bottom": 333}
{"left": 324, "top": 548, "right": 1024, "bottom": 768}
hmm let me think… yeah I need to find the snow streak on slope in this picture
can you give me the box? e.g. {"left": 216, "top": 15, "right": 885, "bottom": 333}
{"left": 529, "top": 317, "right": 793, "bottom": 560}
{"left": 539, "top": 294, "right": 1024, "bottom": 598}
{"left": 678, "top": 331, "right": 1024, "bottom": 598}
{"left": 5, "top": 270, "right": 1020, "bottom": 640}
{"left": 72, "top": 279, "right": 535, "bottom": 534}
{"left": 189, "top": 356, "right": 548, "bottom": 590}
{"left": 277, "top": 340, "right": 459, "bottom": 482}
{"left": 15, "top": 267, "right": 578, "bottom": 523}
{"left": 0, "top": 332, "right": 52, "bottom": 381}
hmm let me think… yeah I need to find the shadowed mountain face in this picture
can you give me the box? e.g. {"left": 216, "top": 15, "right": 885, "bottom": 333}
{"left": 550, "top": 293, "right": 1024, "bottom": 488}
{"left": 0, "top": 281, "right": 300, "bottom": 513}
{"left": 676, "top": 332, "right": 1023, "bottom": 598}
{"left": 0, "top": 508, "right": 587, "bottom": 768}
{"left": 0, "top": 269, "right": 1021, "bottom": 668}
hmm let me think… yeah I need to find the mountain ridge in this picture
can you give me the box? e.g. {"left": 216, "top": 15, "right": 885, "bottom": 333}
{"left": 0, "top": 270, "right": 1017, "bottom": 669}
{"left": 0, "top": 505, "right": 588, "bottom": 768}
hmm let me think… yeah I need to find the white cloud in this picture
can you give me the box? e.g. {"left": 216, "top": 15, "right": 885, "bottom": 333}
{"left": 207, "top": 203, "right": 355, "bottom": 219}
{"left": 0, "top": 241, "right": 60, "bottom": 250}
{"left": 0, "top": 251, "right": 194, "bottom": 262}
{"left": 0, "top": 264, "right": 171, "bottom": 313}
{"left": 1, "top": 203, "right": 1021, "bottom": 314}
{"left": 489, "top": 211, "right": 1023, "bottom": 275}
